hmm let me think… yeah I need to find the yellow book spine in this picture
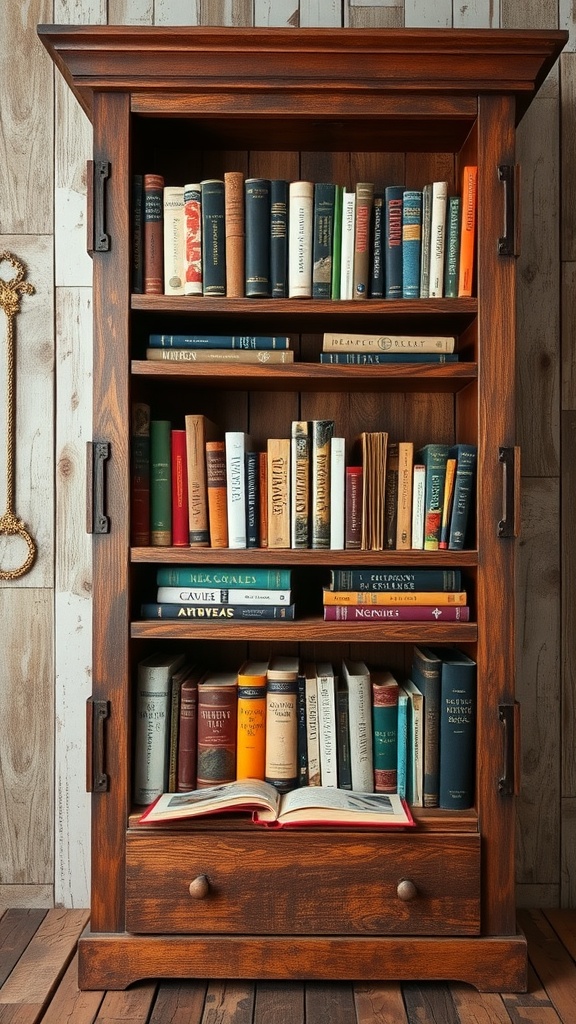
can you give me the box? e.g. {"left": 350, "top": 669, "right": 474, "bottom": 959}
{"left": 323, "top": 589, "right": 467, "bottom": 606}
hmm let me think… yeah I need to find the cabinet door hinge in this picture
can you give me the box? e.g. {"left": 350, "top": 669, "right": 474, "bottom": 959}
{"left": 86, "top": 697, "right": 110, "bottom": 793}
{"left": 499, "top": 702, "right": 521, "bottom": 796}
{"left": 86, "top": 159, "right": 111, "bottom": 255}
{"left": 86, "top": 440, "right": 111, "bottom": 535}
{"left": 497, "top": 164, "right": 520, "bottom": 257}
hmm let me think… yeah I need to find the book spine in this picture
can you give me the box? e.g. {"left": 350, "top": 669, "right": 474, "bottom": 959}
{"left": 419, "top": 182, "right": 432, "bottom": 298}
{"left": 130, "top": 402, "right": 150, "bottom": 546}
{"left": 245, "top": 177, "right": 271, "bottom": 297}
{"left": 438, "top": 457, "right": 457, "bottom": 550}
{"left": 428, "top": 180, "right": 448, "bottom": 297}
{"left": 396, "top": 691, "right": 409, "bottom": 800}
{"left": 170, "top": 429, "right": 189, "bottom": 547}
{"left": 406, "top": 687, "right": 424, "bottom": 806}
{"left": 439, "top": 656, "right": 477, "bottom": 809}
{"left": 418, "top": 444, "right": 450, "bottom": 550}
{"left": 225, "top": 432, "right": 247, "bottom": 548}
{"left": 143, "top": 173, "right": 164, "bottom": 294}
{"left": 201, "top": 179, "right": 226, "bottom": 296}
{"left": 236, "top": 683, "right": 267, "bottom": 781}
{"left": 443, "top": 195, "right": 461, "bottom": 298}
{"left": 345, "top": 667, "right": 373, "bottom": 791}
{"left": 384, "top": 185, "right": 403, "bottom": 299}
{"left": 265, "top": 677, "right": 298, "bottom": 791}
{"left": 132, "top": 173, "right": 144, "bottom": 294}
{"left": 141, "top": 603, "right": 295, "bottom": 620}
{"left": 369, "top": 192, "right": 384, "bottom": 298}
{"left": 316, "top": 665, "right": 338, "bottom": 787}
{"left": 448, "top": 444, "right": 477, "bottom": 550}
{"left": 372, "top": 681, "right": 398, "bottom": 793}
{"left": 185, "top": 415, "right": 212, "bottom": 547}
{"left": 322, "top": 334, "right": 455, "bottom": 353}
{"left": 297, "top": 672, "right": 308, "bottom": 786}
{"left": 156, "top": 586, "right": 292, "bottom": 605}
{"left": 312, "top": 182, "right": 336, "bottom": 299}
{"left": 353, "top": 181, "right": 374, "bottom": 299}
{"left": 339, "top": 190, "right": 356, "bottom": 300}
{"left": 329, "top": 568, "right": 462, "bottom": 591}
{"left": 183, "top": 183, "right": 202, "bottom": 295}
{"left": 163, "top": 185, "right": 185, "bottom": 295}
{"left": 267, "top": 437, "right": 291, "bottom": 549}
{"left": 150, "top": 419, "right": 171, "bottom": 546}
{"left": 148, "top": 334, "right": 290, "bottom": 349}
{"left": 245, "top": 450, "right": 260, "bottom": 548}
{"left": 324, "top": 589, "right": 466, "bottom": 606}
{"left": 156, "top": 567, "right": 292, "bottom": 588}
{"left": 412, "top": 647, "right": 441, "bottom": 808}
{"left": 345, "top": 466, "right": 363, "bottom": 550}
{"left": 319, "top": 352, "right": 457, "bottom": 364}
{"left": 330, "top": 184, "right": 343, "bottom": 300}
{"left": 458, "top": 165, "right": 478, "bottom": 297}
{"left": 224, "top": 170, "right": 245, "bottom": 297}
{"left": 145, "top": 348, "right": 294, "bottom": 363}
{"left": 324, "top": 604, "right": 470, "bottom": 621}
{"left": 329, "top": 437, "right": 345, "bottom": 550}
{"left": 290, "top": 420, "right": 310, "bottom": 549}
{"left": 177, "top": 675, "right": 198, "bottom": 792}
{"left": 401, "top": 189, "right": 422, "bottom": 299}
{"left": 384, "top": 442, "right": 399, "bottom": 550}
{"left": 336, "top": 685, "right": 352, "bottom": 790}
{"left": 197, "top": 682, "right": 237, "bottom": 788}
{"left": 411, "top": 463, "right": 425, "bottom": 549}
{"left": 205, "top": 440, "right": 228, "bottom": 548}
{"left": 258, "top": 451, "right": 268, "bottom": 548}
{"left": 270, "top": 179, "right": 289, "bottom": 298}
{"left": 395, "top": 441, "right": 414, "bottom": 550}
{"left": 305, "top": 667, "right": 321, "bottom": 786}
{"left": 133, "top": 655, "right": 185, "bottom": 805}
{"left": 311, "top": 419, "right": 334, "bottom": 549}
{"left": 288, "top": 181, "right": 314, "bottom": 298}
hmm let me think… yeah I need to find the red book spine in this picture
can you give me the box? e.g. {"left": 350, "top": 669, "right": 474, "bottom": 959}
{"left": 324, "top": 605, "right": 470, "bottom": 621}
{"left": 144, "top": 173, "right": 164, "bottom": 293}
{"left": 177, "top": 677, "right": 199, "bottom": 792}
{"left": 345, "top": 466, "right": 363, "bottom": 549}
{"left": 171, "top": 429, "right": 189, "bottom": 547}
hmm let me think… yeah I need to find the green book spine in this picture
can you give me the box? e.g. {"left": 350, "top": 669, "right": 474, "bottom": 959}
{"left": 312, "top": 182, "right": 336, "bottom": 299}
{"left": 417, "top": 443, "right": 450, "bottom": 551}
{"left": 336, "top": 684, "right": 352, "bottom": 789}
{"left": 150, "top": 419, "right": 172, "bottom": 545}
{"left": 448, "top": 443, "right": 478, "bottom": 550}
{"left": 437, "top": 650, "right": 477, "bottom": 810}
{"left": 444, "top": 196, "right": 461, "bottom": 298}
{"left": 372, "top": 673, "right": 399, "bottom": 793}
{"left": 156, "top": 567, "right": 292, "bottom": 588}
{"left": 331, "top": 185, "right": 344, "bottom": 300}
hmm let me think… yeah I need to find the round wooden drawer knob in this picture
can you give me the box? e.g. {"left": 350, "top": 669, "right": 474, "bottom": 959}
{"left": 189, "top": 874, "right": 210, "bottom": 899}
{"left": 396, "top": 879, "right": 418, "bottom": 902}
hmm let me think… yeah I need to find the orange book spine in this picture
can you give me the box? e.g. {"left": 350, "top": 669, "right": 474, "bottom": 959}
{"left": 224, "top": 170, "right": 245, "bottom": 297}
{"left": 205, "top": 440, "right": 228, "bottom": 548}
{"left": 236, "top": 661, "right": 268, "bottom": 781}
{"left": 457, "top": 165, "right": 478, "bottom": 297}
{"left": 323, "top": 589, "right": 467, "bottom": 606}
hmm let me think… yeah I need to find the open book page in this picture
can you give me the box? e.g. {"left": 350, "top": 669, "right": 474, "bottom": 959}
{"left": 258, "top": 786, "right": 413, "bottom": 827}
{"left": 139, "top": 778, "right": 281, "bottom": 823}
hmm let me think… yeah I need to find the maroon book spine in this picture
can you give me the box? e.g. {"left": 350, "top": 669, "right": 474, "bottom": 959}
{"left": 345, "top": 466, "right": 363, "bottom": 549}
{"left": 177, "top": 676, "right": 199, "bottom": 792}
{"left": 144, "top": 173, "right": 164, "bottom": 293}
{"left": 324, "top": 605, "right": 470, "bottom": 621}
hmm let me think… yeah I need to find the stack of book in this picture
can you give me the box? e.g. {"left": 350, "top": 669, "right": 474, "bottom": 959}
{"left": 134, "top": 168, "right": 477, "bottom": 300}
{"left": 133, "top": 648, "right": 476, "bottom": 817}
{"left": 140, "top": 565, "right": 295, "bottom": 620}
{"left": 319, "top": 332, "right": 458, "bottom": 365}
{"left": 322, "top": 567, "right": 470, "bottom": 622}
{"left": 131, "top": 405, "right": 477, "bottom": 552}
{"left": 145, "top": 333, "right": 294, "bottom": 364}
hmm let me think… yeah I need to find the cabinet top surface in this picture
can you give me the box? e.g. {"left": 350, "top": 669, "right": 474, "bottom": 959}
{"left": 38, "top": 24, "right": 566, "bottom": 123}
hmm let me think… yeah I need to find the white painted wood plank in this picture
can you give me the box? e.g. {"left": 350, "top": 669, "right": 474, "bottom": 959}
{"left": 453, "top": 1, "right": 500, "bottom": 29}
{"left": 54, "top": 76, "right": 94, "bottom": 289}
{"left": 404, "top": 0, "right": 452, "bottom": 27}
{"left": 0, "top": 236, "right": 54, "bottom": 588}
{"left": 300, "top": 0, "right": 342, "bottom": 26}
{"left": 108, "top": 0, "right": 153, "bottom": 21}
{"left": 0, "top": 590, "right": 54, "bottom": 884}
{"left": 345, "top": 5, "right": 402, "bottom": 26}
{"left": 560, "top": 0, "right": 576, "bottom": 52}
{"left": 155, "top": 0, "right": 201, "bottom": 23}
{"left": 501, "top": 0, "right": 558, "bottom": 31}
{"left": 55, "top": 0, "right": 105, "bottom": 18}
{"left": 54, "top": 288, "right": 93, "bottom": 910}
{"left": 254, "top": 0, "right": 298, "bottom": 26}
{"left": 349, "top": 1, "right": 396, "bottom": 6}
{"left": 200, "top": 0, "right": 252, "bottom": 24}
{"left": 0, "top": 0, "right": 53, "bottom": 234}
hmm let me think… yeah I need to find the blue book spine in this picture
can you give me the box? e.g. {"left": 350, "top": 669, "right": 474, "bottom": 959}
{"left": 369, "top": 192, "right": 384, "bottom": 298}
{"left": 448, "top": 443, "right": 477, "bottom": 550}
{"left": 320, "top": 352, "right": 457, "bottom": 364}
{"left": 402, "top": 189, "right": 423, "bottom": 299}
{"left": 396, "top": 689, "right": 409, "bottom": 800}
{"left": 245, "top": 177, "right": 271, "bottom": 297}
{"left": 201, "top": 179, "right": 226, "bottom": 296}
{"left": 270, "top": 179, "right": 288, "bottom": 298}
{"left": 329, "top": 568, "right": 461, "bottom": 591}
{"left": 156, "top": 567, "right": 292, "bottom": 588}
{"left": 245, "top": 450, "right": 260, "bottom": 548}
{"left": 437, "top": 650, "right": 477, "bottom": 810}
{"left": 148, "top": 335, "right": 289, "bottom": 349}
{"left": 312, "top": 182, "right": 336, "bottom": 299}
{"left": 384, "top": 185, "right": 404, "bottom": 299}
{"left": 141, "top": 603, "right": 296, "bottom": 620}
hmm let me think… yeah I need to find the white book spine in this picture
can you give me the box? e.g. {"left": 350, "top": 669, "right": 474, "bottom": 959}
{"left": 411, "top": 463, "right": 426, "bottom": 549}
{"left": 340, "top": 191, "right": 356, "bottom": 300}
{"left": 343, "top": 661, "right": 374, "bottom": 791}
{"left": 133, "top": 655, "right": 185, "bottom": 805}
{"left": 163, "top": 185, "right": 185, "bottom": 295}
{"left": 288, "top": 181, "right": 314, "bottom": 298}
{"left": 428, "top": 180, "right": 448, "bottom": 298}
{"left": 305, "top": 670, "right": 321, "bottom": 786}
{"left": 316, "top": 663, "right": 338, "bottom": 787}
{"left": 329, "top": 437, "right": 346, "bottom": 549}
{"left": 156, "top": 587, "right": 292, "bottom": 605}
{"left": 225, "top": 431, "right": 247, "bottom": 548}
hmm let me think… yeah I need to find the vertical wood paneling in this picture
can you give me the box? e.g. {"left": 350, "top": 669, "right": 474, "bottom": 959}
{"left": 108, "top": 1, "right": 153, "bottom": 24}
{"left": 561, "top": 57, "right": 576, "bottom": 263}
{"left": 155, "top": 0, "right": 200, "bottom": 22}
{"left": 501, "top": 0, "right": 557, "bottom": 30}
{"left": 200, "top": 1, "right": 252, "bottom": 26}
{"left": 561, "top": 413, "right": 576, "bottom": 802}
{"left": 254, "top": 1, "right": 297, "bottom": 26}
{"left": 300, "top": 0, "right": 342, "bottom": 26}
{"left": 404, "top": 0, "right": 451, "bottom": 28}
{"left": 345, "top": 6, "right": 402, "bottom": 27}
{"left": 560, "top": 0, "right": 576, "bottom": 51}
{"left": 453, "top": 2, "right": 500, "bottom": 29}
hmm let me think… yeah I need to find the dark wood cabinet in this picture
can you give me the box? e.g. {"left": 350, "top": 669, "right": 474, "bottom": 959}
{"left": 39, "top": 24, "right": 566, "bottom": 992}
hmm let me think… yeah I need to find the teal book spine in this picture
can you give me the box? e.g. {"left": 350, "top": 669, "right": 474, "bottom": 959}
{"left": 444, "top": 196, "right": 461, "bottom": 298}
{"left": 396, "top": 687, "right": 410, "bottom": 800}
{"left": 320, "top": 352, "right": 457, "bottom": 364}
{"left": 329, "top": 568, "right": 461, "bottom": 591}
{"left": 312, "top": 182, "right": 336, "bottom": 299}
{"left": 384, "top": 185, "right": 403, "bottom": 299}
{"left": 401, "top": 189, "right": 422, "bottom": 298}
{"left": 270, "top": 179, "right": 288, "bottom": 298}
{"left": 448, "top": 443, "right": 478, "bottom": 550}
{"left": 156, "top": 567, "right": 292, "bottom": 588}
{"left": 411, "top": 645, "right": 442, "bottom": 808}
{"left": 150, "top": 419, "right": 172, "bottom": 546}
{"left": 437, "top": 650, "right": 477, "bottom": 810}
{"left": 372, "top": 674, "right": 399, "bottom": 793}
{"left": 148, "top": 335, "right": 289, "bottom": 349}
{"left": 201, "top": 179, "right": 226, "bottom": 296}
{"left": 331, "top": 185, "right": 344, "bottom": 300}
{"left": 245, "top": 177, "right": 271, "bottom": 297}
{"left": 417, "top": 443, "right": 450, "bottom": 551}
{"left": 369, "top": 192, "right": 384, "bottom": 298}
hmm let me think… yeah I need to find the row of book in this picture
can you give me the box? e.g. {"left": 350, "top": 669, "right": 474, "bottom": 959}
{"left": 131, "top": 405, "right": 477, "bottom": 552}
{"left": 133, "top": 646, "right": 476, "bottom": 813}
{"left": 133, "top": 168, "right": 477, "bottom": 300}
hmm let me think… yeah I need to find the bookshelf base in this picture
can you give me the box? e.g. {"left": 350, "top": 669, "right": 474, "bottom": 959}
{"left": 77, "top": 929, "right": 528, "bottom": 993}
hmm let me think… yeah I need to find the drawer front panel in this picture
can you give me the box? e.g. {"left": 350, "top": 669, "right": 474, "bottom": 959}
{"left": 126, "top": 830, "right": 480, "bottom": 936}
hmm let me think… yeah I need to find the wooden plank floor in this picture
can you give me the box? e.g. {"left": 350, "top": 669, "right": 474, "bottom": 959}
{"left": 1, "top": 909, "right": 576, "bottom": 1023}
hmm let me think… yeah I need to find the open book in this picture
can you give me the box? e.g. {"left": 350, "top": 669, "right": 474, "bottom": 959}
{"left": 139, "top": 778, "right": 415, "bottom": 828}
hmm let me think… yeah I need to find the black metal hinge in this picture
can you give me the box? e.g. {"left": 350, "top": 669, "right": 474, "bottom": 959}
{"left": 87, "top": 159, "right": 111, "bottom": 255}
{"left": 86, "top": 697, "right": 110, "bottom": 793}
{"left": 86, "top": 440, "right": 110, "bottom": 535}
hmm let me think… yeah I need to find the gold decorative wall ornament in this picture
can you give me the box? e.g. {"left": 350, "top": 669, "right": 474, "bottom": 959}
{"left": 0, "top": 251, "right": 37, "bottom": 579}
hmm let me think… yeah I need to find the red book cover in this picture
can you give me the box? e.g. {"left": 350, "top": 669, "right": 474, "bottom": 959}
{"left": 171, "top": 429, "right": 189, "bottom": 547}
{"left": 144, "top": 173, "right": 164, "bottom": 294}
{"left": 345, "top": 466, "right": 363, "bottom": 549}
{"left": 324, "top": 605, "right": 470, "bottom": 621}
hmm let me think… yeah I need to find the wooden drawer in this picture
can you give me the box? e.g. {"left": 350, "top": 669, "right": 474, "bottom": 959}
{"left": 126, "top": 829, "right": 480, "bottom": 937}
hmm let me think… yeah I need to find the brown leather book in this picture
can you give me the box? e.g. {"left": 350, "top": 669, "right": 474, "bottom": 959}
{"left": 224, "top": 170, "right": 245, "bottom": 297}
{"left": 143, "top": 173, "right": 164, "bottom": 293}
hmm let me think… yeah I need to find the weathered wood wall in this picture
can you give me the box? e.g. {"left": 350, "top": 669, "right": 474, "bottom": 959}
{"left": 0, "top": 0, "right": 572, "bottom": 911}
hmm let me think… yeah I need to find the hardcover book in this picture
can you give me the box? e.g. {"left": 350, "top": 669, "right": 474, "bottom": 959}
{"left": 312, "top": 182, "right": 336, "bottom": 299}
{"left": 458, "top": 165, "right": 478, "bottom": 297}
{"left": 185, "top": 414, "right": 220, "bottom": 547}
{"left": 417, "top": 443, "right": 450, "bottom": 551}
{"left": 267, "top": 437, "right": 291, "bottom": 549}
{"left": 265, "top": 656, "right": 299, "bottom": 792}
{"left": 146, "top": 348, "right": 294, "bottom": 363}
{"left": 336, "top": 677, "right": 352, "bottom": 790}
{"left": 205, "top": 440, "right": 228, "bottom": 548}
{"left": 411, "top": 463, "right": 426, "bottom": 549}
{"left": 345, "top": 466, "right": 363, "bottom": 549}
{"left": 323, "top": 589, "right": 466, "bottom": 606}
{"left": 322, "top": 334, "right": 455, "bottom": 353}
{"left": 436, "top": 649, "right": 477, "bottom": 809}
{"left": 236, "top": 660, "right": 268, "bottom": 781}
{"left": 371, "top": 670, "right": 399, "bottom": 793}
{"left": 200, "top": 178, "right": 226, "bottom": 296}
{"left": 316, "top": 661, "right": 338, "bottom": 787}
{"left": 148, "top": 334, "right": 290, "bottom": 349}
{"left": 311, "top": 419, "right": 334, "bottom": 549}
{"left": 324, "top": 605, "right": 470, "bottom": 621}
{"left": 245, "top": 450, "right": 260, "bottom": 548}
{"left": 353, "top": 181, "right": 374, "bottom": 299}
{"left": 341, "top": 659, "right": 373, "bottom": 791}
{"left": 329, "top": 437, "right": 346, "bottom": 550}
{"left": 411, "top": 646, "right": 442, "bottom": 808}
{"left": 428, "top": 180, "right": 448, "bottom": 297}
{"left": 183, "top": 182, "right": 202, "bottom": 295}
{"left": 196, "top": 671, "right": 238, "bottom": 788}
{"left": 133, "top": 650, "right": 187, "bottom": 805}
{"left": 176, "top": 666, "right": 202, "bottom": 793}
{"left": 143, "top": 173, "right": 164, "bottom": 294}
{"left": 401, "top": 189, "right": 422, "bottom": 299}
{"left": 447, "top": 443, "right": 478, "bottom": 550}
{"left": 319, "top": 352, "right": 458, "bottom": 364}
{"left": 163, "top": 184, "right": 185, "bottom": 295}
{"left": 156, "top": 586, "right": 292, "bottom": 606}
{"left": 170, "top": 428, "right": 189, "bottom": 547}
{"left": 369, "top": 191, "right": 384, "bottom": 298}
{"left": 225, "top": 431, "right": 252, "bottom": 548}
{"left": 155, "top": 567, "right": 292, "bottom": 588}
{"left": 396, "top": 441, "right": 415, "bottom": 550}
{"left": 331, "top": 184, "right": 344, "bottom": 300}
{"left": 328, "top": 568, "right": 462, "bottom": 591}
{"left": 245, "top": 177, "right": 271, "bottom": 297}
{"left": 403, "top": 678, "right": 424, "bottom": 806}
{"left": 224, "top": 170, "right": 245, "bottom": 297}
{"left": 288, "top": 180, "right": 314, "bottom": 298}
{"left": 141, "top": 603, "right": 295, "bottom": 620}
{"left": 339, "top": 189, "right": 356, "bottom": 300}
{"left": 290, "top": 420, "right": 310, "bottom": 549}
{"left": 304, "top": 662, "right": 321, "bottom": 787}
{"left": 270, "top": 179, "right": 289, "bottom": 297}
{"left": 443, "top": 195, "right": 461, "bottom": 298}
{"left": 384, "top": 185, "right": 403, "bottom": 299}
{"left": 384, "top": 442, "right": 399, "bottom": 549}
{"left": 150, "top": 419, "right": 172, "bottom": 546}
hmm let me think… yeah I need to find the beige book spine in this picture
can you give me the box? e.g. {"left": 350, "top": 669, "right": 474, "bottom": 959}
{"left": 267, "top": 438, "right": 291, "bottom": 549}
{"left": 224, "top": 170, "right": 245, "bottom": 297}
